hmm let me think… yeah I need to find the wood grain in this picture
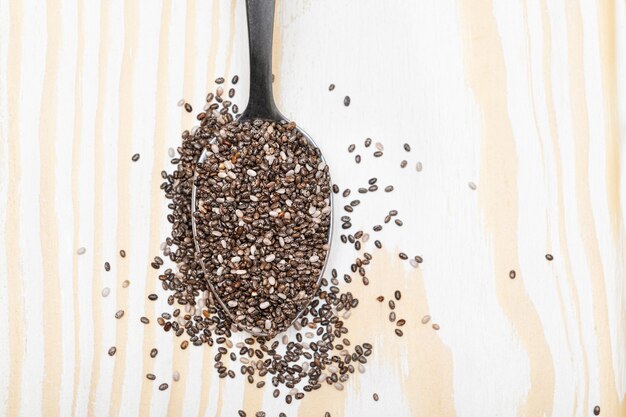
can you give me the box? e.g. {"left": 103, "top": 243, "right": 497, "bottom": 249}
{"left": 0, "top": 1, "right": 624, "bottom": 416}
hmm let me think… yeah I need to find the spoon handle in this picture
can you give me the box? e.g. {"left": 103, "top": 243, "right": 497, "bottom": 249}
{"left": 241, "top": 0, "right": 282, "bottom": 121}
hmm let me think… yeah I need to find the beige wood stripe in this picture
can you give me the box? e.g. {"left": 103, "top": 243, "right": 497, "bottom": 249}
{"left": 5, "top": 0, "right": 24, "bottom": 414}
{"left": 458, "top": 1, "right": 556, "bottom": 416}
{"left": 106, "top": 0, "right": 140, "bottom": 415}
{"left": 70, "top": 0, "right": 85, "bottom": 415}
{"left": 39, "top": 0, "right": 63, "bottom": 415}
{"left": 137, "top": 2, "right": 172, "bottom": 416}
{"left": 565, "top": 1, "right": 622, "bottom": 415}
{"left": 596, "top": 0, "right": 623, "bottom": 239}
{"left": 87, "top": 0, "right": 111, "bottom": 414}
{"left": 223, "top": 0, "right": 238, "bottom": 82}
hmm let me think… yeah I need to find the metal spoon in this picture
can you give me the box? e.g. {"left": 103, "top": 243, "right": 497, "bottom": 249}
{"left": 191, "top": 0, "right": 333, "bottom": 337}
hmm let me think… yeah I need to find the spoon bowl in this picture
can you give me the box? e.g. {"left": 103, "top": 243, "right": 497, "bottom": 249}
{"left": 191, "top": 0, "right": 332, "bottom": 337}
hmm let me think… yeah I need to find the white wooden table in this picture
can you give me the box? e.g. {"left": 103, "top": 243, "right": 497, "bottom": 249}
{"left": 1, "top": 0, "right": 625, "bottom": 416}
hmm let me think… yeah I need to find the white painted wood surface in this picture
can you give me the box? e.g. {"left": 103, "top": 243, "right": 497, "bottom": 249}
{"left": 0, "top": 0, "right": 625, "bottom": 416}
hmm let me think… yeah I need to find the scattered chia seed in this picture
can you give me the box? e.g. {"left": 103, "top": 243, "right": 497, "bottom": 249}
{"left": 344, "top": 96, "right": 350, "bottom": 106}
{"left": 184, "top": 103, "right": 192, "bottom": 113}
{"left": 76, "top": 247, "right": 86, "bottom": 255}
{"left": 546, "top": 254, "right": 554, "bottom": 261}
{"left": 108, "top": 346, "right": 116, "bottom": 356}
{"left": 104, "top": 262, "right": 110, "bottom": 271}
{"left": 132, "top": 153, "right": 140, "bottom": 162}
{"left": 594, "top": 405, "right": 600, "bottom": 415}
{"left": 403, "top": 143, "right": 411, "bottom": 152}
{"left": 468, "top": 181, "right": 477, "bottom": 190}
{"left": 328, "top": 83, "right": 335, "bottom": 91}
{"left": 509, "top": 270, "right": 516, "bottom": 279}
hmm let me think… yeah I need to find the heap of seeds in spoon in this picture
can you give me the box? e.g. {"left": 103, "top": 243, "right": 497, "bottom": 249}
{"left": 193, "top": 118, "right": 331, "bottom": 336}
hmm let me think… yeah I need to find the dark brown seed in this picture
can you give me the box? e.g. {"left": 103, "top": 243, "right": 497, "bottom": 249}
{"left": 395, "top": 219, "right": 403, "bottom": 226}
{"left": 376, "top": 296, "right": 384, "bottom": 302}
{"left": 374, "top": 240, "right": 382, "bottom": 249}
{"left": 509, "top": 270, "right": 516, "bottom": 279}
{"left": 332, "top": 184, "right": 339, "bottom": 194}
{"left": 238, "top": 411, "right": 247, "bottom": 417}
{"left": 384, "top": 185, "right": 393, "bottom": 192}
{"left": 108, "top": 346, "right": 117, "bottom": 356}
{"left": 388, "top": 300, "right": 395, "bottom": 310}
{"left": 158, "top": 383, "right": 169, "bottom": 391}
{"left": 150, "top": 348, "right": 158, "bottom": 358}
{"left": 104, "top": 262, "right": 110, "bottom": 271}
{"left": 396, "top": 319, "right": 406, "bottom": 326}
{"left": 373, "top": 393, "right": 379, "bottom": 401}
{"left": 328, "top": 83, "right": 335, "bottom": 91}
{"left": 373, "top": 225, "right": 382, "bottom": 232}
{"left": 373, "top": 151, "right": 383, "bottom": 157}
{"left": 432, "top": 323, "right": 440, "bottom": 330}
{"left": 148, "top": 294, "right": 158, "bottom": 301}
{"left": 140, "top": 317, "right": 150, "bottom": 324}
{"left": 215, "top": 77, "right": 225, "bottom": 84}
{"left": 131, "top": 153, "right": 140, "bottom": 162}
{"left": 403, "top": 143, "right": 411, "bottom": 152}
{"left": 228, "top": 88, "right": 235, "bottom": 98}
{"left": 368, "top": 177, "right": 377, "bottom": 185}
{"left": 414, "top": 255, "right": 423, "bottom": 263}
{"left": 146, "top": 373, "right": 156, "bottom": 380}
{"left": 115, "top": 310, "right": 124, "bottom": 319}
{"left": 232, "top": 75, "right": 239, "bottom": 84}
{"left": 395, "top": 329, "right": 403, "bottom": 337}
{"left": 400, "top": 160, "right": 407, "bottom": 168}
{"left": 350, "top": 200, "right": 360, "bottom": 207}
{"left": 355, "top": 155, "right": 361, "bottom": 163}
{"left": 545, "top": 254, "right": 553, "bottom": 261}
{"left": 358, "top": 187, "right": 368, "bottom": 194}
{"left": 368, "top": 185, "right": 378, "bottom": 192}
{"left": 389, "top": 312, "right": 396, "bottom": 322}
{"left": 365, "top": 138, "right": 372, "bottom": 147}
{"left": 593, "top": 405, "right": 600, "bottom": 415}
{"left": 180, "top": 341, "right": 189, "bottom": 349}
{"left": 343, "top": 189, "right": 351, "bottom": 197}
{"left": 394, "top": 290, "right": 401, "bottom": 300}
{"left": 348, "top": 144, "right": 355, "bottom": 152}
{"left": 119, "top": 250, "right": 126, "bottom": 258}
{"left": 184, "top": 103, "right": 192, "bottom": 113}
{"left": 398, "top": 253, "right": 408, "bottom": 260}
{"left": 343, "top": 96, "right": 350, "bottom": 106}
